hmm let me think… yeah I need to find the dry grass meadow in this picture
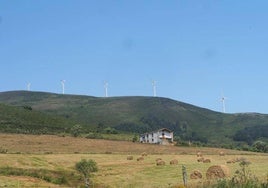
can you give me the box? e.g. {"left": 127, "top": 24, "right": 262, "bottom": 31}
{"left": 0, "top": 134, "right": 267, "bottom": 187}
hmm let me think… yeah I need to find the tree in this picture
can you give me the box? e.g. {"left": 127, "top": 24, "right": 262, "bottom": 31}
{"left": 103, "top": 126, "right": 118, "bottom": 134}
{"left": 252, "top": 141, "right": 268, "bottom": 152}
{"left": 71, "top": 124, "right": 82, "bottom": 137}
{"left": 132, "top": 134, "right": 138, "bottom": 142}
{"left": 75, "top": 159, "right": 98, "bottom": 188}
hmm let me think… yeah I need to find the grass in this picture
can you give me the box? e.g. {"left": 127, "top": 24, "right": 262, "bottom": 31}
{"left": 0, "top": 133, "right": 267, "bottom": 187}
{"left": 0, "top": 133, "right": 256, "bottom": 155}
{"left": 0, "top": 176, "right": 62, "bottom": 187}
{"left": 0, "top": 154, "right": 267, "bottom": 187}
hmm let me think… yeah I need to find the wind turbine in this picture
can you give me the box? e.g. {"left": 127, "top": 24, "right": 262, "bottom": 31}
{"left": 220, "top": 92, "right": 228, "bottom": 113}
{"left": 61, "top": 80, "right": 66, "bottom": 94}
{"left": 152, "top": 80, "right": 157, "bottom": 97}
{"left": 27, "top": 82, "right": 31, "bottom": 91}
{"left": 104, "top": 81, "right": 108, "bottom": 97}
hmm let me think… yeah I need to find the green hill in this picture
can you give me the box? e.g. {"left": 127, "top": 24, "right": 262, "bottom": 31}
{"left": 0, "top": 91, "right": 267, "bottom": 150}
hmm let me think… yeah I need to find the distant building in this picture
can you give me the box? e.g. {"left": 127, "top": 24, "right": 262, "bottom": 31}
{"left": 139, "top": 128, "right": 173, "bottom": 145}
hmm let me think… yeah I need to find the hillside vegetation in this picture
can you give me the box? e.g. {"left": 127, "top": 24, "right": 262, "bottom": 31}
{"left": 0, "top": 102, "right": 75, "bottom": 134}
{"left": 0, "top": 91, "right": 267, "bottom": 150}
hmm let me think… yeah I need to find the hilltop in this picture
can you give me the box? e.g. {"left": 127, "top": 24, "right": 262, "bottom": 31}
{"left": 0, "top": 91, "right": 267, "bottom": 149}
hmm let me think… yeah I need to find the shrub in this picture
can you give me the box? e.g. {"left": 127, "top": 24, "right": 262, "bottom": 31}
{"left": 85, "top": 132, "right": 103, "bottom": 139}
{"left": 0, "top": 167, "right": 68, "bottom": 185}
{"left": 71, "top": 124, "right": 82, "bottom": 137}
{"left": 132, "top": 134, "right": 138, "bottom": 142}
{"left": 209, "top": 160, "right": 266, "bottom": 188}
{"left": 0, "top": 147, "right": 8, "bottom": 154}
{"left": 75, "top": 159, "right": 98, "bottom": 188}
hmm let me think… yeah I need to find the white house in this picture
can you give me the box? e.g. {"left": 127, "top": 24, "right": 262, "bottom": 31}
{"left": 139, "top": 128, "right": 173, "bottom": 145}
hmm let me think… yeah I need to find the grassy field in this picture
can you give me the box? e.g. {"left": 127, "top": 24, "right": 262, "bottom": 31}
{"left": 0, "top": 134, "right": 267, "bottom": 187}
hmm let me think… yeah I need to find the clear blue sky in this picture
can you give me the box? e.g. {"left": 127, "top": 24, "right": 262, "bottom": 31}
{"left": 1, "top": 1, "right": 268, "bottom": 114}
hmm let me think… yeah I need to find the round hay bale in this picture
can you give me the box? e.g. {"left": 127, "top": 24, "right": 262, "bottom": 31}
{"left": 197, "top": 157, "right": 204, "bottom": 162}
{"left": 226, "top": 159, "right": 235, "bottom": 164}
{"left": 236, "top": 157, "right": 246, "bottom": 163}
{"left": 206, "top": 165, "right": 230, "bottom": 179}
{"left": 219, "top": 151, "right": 225, "bottom": 156}
{"left": 155, "top": 158, "right": 162, "bottom": 162}
{"left": 127, "top": 156, "right": 133, "bottom": 160}
{"left": 156, "top": 160, "right": 165, "bottom": 166}
{"left": 170, "top": 159, "right": 178, "bottom": 165}
{"left": 203, "top": 159, "right": 211, "bottom": 163}
{"left": 141, "top": 152, "right": 148, "bottom": 157}
{"left": 197, "top": 152, "right": 202, "bottom": 157}
{"left": 137, "top": 156, "right": 144, "bottom": 161}
{"left": 190, "top": 170, "right": 202, "bottom": 179}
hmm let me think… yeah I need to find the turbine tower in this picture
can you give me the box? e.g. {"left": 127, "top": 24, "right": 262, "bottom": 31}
{"left": 61, "top": 80, "right": 65, "bottom": 94}
{"left": 27, "top": 82, "right": 31, "bottom": 91}
{"left": 104, "top": 81, "right": 108, "bottom": 97}
{"left": 152, "top": 80, "right": 157, "bottom": 97}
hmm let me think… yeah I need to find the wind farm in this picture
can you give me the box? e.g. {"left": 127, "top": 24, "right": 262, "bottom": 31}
{"left": 1, "top": 1, "right": 268, "bottom": 187}
{"left": 24, "top": 79, "right": 232, "bottom": 114}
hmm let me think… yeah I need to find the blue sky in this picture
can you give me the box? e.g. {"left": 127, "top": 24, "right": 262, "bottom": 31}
{"left": 1, "top": 1, "right": 268, "bottom": 113}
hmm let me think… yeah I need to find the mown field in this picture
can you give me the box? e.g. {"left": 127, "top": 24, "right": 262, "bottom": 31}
{"left": 0, "top": 134, "right": 267, "bottom": 187}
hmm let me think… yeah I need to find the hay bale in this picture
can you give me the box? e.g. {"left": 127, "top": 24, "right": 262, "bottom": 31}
{"left": 197, "top": 152, "right": 202, "bottom": 157}
{"left": 219, "top": 151, "right": 225, "bottom": 156}
{"left": 190, "top": 170, "right": 203, "bottom": 179}
{"left": 170, "top": 159, "right": 178, "bottom": 165}
{"left": 235, "top": 157, "right": 247, "bottom": 162}
{"left": 137, "top": 156, "right": 144, "bottom": 161}
{"left": 127, "top": 156, "right": 133, "bottom": 160}
{"left": 226, "top": 159, "right": 236, "bottom": 164}
{"left": 141, "top": 152, "right": 148, "bottom": 157}
{"left": 203, "top": 159, "right": 211, "bottom": 163}
{"left": 156, "top": 160, "right": 165, "bottom": 166}
{"left": 206, "top": 165, "right": 230, "bottom": 179}
{"left": 197, "top": 157, "right": 204, "bottom": 162}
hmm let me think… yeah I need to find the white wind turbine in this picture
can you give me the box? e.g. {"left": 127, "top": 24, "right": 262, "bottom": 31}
{"left": 152, "top": 80, "right": 157, "bottom": 97}
{"left": 61, "top": 80, "right": 66, "bottom": 94}
{"left": 220, "top": 92, "right": 228, "bottom": 113}
{"left": 27, "top": 82, "right": 31, "bottom": 91}
{"left": 104, "top": 81, "right": 108, "bottom": 97}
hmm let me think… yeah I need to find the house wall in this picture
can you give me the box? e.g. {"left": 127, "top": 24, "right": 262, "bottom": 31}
{"left": 140, "top": 133, "right": 159, "bottom": 143}
{"left": 140, "top": 129, "right": 173, "bottom": 144}
{"left": 158, "top": 130, "right": 173, "bottom": 142}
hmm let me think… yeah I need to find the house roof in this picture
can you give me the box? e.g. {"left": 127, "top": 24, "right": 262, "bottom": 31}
{"left": 158, "top": 128, "right": 173, "bottom": 132}
{"left": 140, "top": 128, "right": 173, "bottom": 136}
